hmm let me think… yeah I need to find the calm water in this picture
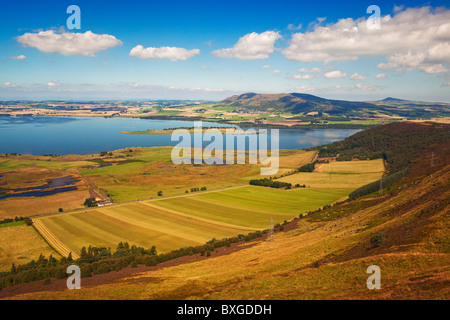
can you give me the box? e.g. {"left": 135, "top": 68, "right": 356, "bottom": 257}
{"left": 0, "top": 186, "right": 78, "bottom": 200}
{"left": 0, "top": 116, "right": 361, "bottom": 155}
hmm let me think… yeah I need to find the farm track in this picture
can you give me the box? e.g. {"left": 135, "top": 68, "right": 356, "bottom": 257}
{"left": 32, "top": 219, "right": 80, "bottom": 259}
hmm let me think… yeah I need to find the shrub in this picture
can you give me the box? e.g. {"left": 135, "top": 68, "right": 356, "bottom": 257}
{"left": 370, "top": 233, "right": 386, "bottom": 248}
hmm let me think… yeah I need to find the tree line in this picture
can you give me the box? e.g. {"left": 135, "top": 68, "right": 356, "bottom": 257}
{"left": 348, "top": 168, "right": 410, "bottom": 200}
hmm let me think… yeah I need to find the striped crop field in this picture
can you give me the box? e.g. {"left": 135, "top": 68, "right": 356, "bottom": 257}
{"left": 33, "top": 186, "right": 349, "bottom": 258}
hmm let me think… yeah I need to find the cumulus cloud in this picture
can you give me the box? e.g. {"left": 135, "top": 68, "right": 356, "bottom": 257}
{"left": 10, "top": 55, "right": 26, "bottom": 60}
{"left": 129, "top": 45, "right": 200, "bottom": 61}
{"left": 212, "top": 31, "right": 281, "bottom": 60}
{"left": 3, "top": 82, "right": 16, "bottom": 88}
{"left": 282, "top": 7, "right": 450, "bottom": 74}
{"left": 298, "top": 67, "right": 321, "bottom": 73}
{"left": 350, "top": 73, "right": 367, "bottom": 80}
{"left": 17, "top": 31, "right": 122, "bottom": 57}
{"left": 324, "top": 70, "right": 347, "bottom": 79}
{"left": 375, "top": 73, "right": 387, "bottom": 79}
{"left": 262, "top": 64, "right": 271, "bottom": 69}
{"left": 292, "top": 74, "right": 313, "bottom": 80}
{"left": 273, "top": 69, "right": 281, "bottom": 74}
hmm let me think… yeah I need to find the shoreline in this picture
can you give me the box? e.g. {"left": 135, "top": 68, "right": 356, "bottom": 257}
{"left": 0, "top": 113, "right": 385, "bottom": 129}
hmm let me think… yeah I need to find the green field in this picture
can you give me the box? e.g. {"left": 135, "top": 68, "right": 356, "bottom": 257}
{"left": 36, "top": 186, "right": 349, "bottom": 257}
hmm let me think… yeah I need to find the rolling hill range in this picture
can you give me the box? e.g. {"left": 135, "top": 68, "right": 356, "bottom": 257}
{"left": 0, "top": 121, "right": 448, "bottom": 299}
{"left": 219, "top": 92, "right": 450, "bottom": 118}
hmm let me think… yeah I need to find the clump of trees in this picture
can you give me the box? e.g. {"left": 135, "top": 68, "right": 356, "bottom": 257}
{"left": 297, "top": 161, "right": 317, "bottom": 172}
{"left": 83, "top": 198, "right": 98, "bottom": 207}
{"left": 249, "top": 178, "right": 292, "bottom": 189}
{"left": 189, "top": 187, "right": 207, "bottom": 192}
{"left": 0, "top": 216, "right": 32, "bottom": 226}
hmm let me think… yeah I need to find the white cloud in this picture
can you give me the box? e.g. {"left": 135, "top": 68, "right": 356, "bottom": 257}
{"left": 201, "top": 65, "right": 209, "bottom": 70}
{"left": 17, "top": 30, "right": 122, "bottom": 57}
{"left": 296, "top": 85, "right": 316, "bottom": 93}
{"left": 129, "top": 45, "right": 200, "bottom": 61}
{"left": 10, "top": 55, "right": 26, "bottom": 60}
{"left": 212, "top": 31, "right": 281, "bottom": 60}
{"left": 292, "top": 74, "right": 313, "bottom": 80}
{"left": 287, "top": 23, "right": 302, "bottom": 31}
{"left": 377, "top": 50, "right": 449, "bottom": 73}
{"left": 324, "top": 70, "right": 347, "bottom": 79}
{"left": 298, "top": 67, "right": 321, "bottom": 73}
{"left": 3, "top": 82, "right": 16, "bottom": 88}
{"left": 350, "top": 73, "right": 367, "bottom": 80}
{"left": 273, "top": 69, "right": 281, "bottom": 74}
{"left": 354, "top": 83, "right": 378, "bottom": 91}
{"left": 191, "top": 87, "right": 224, "bottom": 92}
{"left": 262, "top": 64, "right": 271, "bottom": 69}
{"left": 375, "top": 73, "right": 387, "bottom": 79}
{"left": 47, "top": 82, "right": 60, "bottom": 87}
{"left": 282, "top": 7, "right": 450, "bottom": 74}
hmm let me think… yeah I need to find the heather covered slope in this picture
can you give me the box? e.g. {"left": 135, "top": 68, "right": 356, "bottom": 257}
{"left": 3, "top": 122, "right": 448, "bottom": 300}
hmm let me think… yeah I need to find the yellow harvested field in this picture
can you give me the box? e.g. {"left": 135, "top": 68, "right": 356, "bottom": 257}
{"left": 278, "top": 172, "right": 383, "bottom": 189}
{"left": 277, "top": 159, "right": 384, "bottom": 189}
{"left": 0, "top": 225, "right": 59, "bottom": 271}
{"left": 0, "top": 190, "right": 91, "bottom": 220}
{"left": 319, "top": 159, "right": 385, "bottom": 174}
{"left": 278, "top": 150, "right": 317, "bottom": 169}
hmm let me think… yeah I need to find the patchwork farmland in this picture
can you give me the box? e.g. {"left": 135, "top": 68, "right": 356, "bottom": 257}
{"left": 33, "top": 186, "right": 350, "bottom": 257}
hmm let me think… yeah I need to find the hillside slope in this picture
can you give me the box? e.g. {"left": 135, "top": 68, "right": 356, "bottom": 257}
{"left": 2, "top": 122, "right": 448, "bottom": 300}
{"left": 219, "top": 93, "right": 450, "bottom": 118}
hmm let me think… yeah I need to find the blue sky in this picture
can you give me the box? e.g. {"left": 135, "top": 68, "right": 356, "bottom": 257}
{"left": 0, "top": 0, "right": 449, "bottom": 101}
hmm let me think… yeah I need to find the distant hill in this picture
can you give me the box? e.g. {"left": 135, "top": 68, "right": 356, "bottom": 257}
{"left": 219, "top": 92, "right": 450, "bottom": 118}
{"left": 378, "top": 97, "right": 408, "bottom": 102}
